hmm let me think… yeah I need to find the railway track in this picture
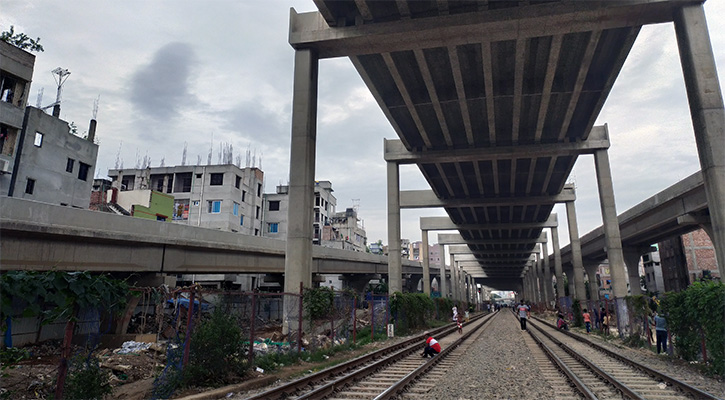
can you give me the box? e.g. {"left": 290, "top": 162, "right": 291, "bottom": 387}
{"left": 243, "top": 311, "right": 496, "bottom": 400}
{"left": 526, "top": 315, "right": 721, "bottom": 400}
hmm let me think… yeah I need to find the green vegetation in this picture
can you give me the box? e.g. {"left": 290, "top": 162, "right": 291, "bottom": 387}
{"left": 390, "top": 292, "right": 437, "bottom": 335}
{"left": 0, "top": 271, "right": 129, "bottom": 331}
{"left": 64, "top": 354, "right": 113, "bottom": 400}
{"left": 303, "top": 286, "right": 335, "bottom": 320}
{"left": 660, "top": 280, "right": 724, "bottom": 376}
{"left": 1, "top": 26, "right": 44, "bottom": 52}
{"left": 183, "top": 307, "right": 248, "bottom": 386}
{"left": 572, "top": 299, "right": 583, "bottom": 328}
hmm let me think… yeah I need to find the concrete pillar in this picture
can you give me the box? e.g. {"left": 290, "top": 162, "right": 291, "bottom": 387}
{"left": 674, "top": 4, "right": 725, "bottom": 278}
{"left": 284, "top": 50, "right": 318, "bottom": 333}
{"left": 565, "top": 200, "right": 587, "bottom": 301}
{"left": 551, "top": 222, "right": 566, "bottom": 305}
{"left": 541, "top": 235, "right": 553, "bottom": 305}
{"left": 583, "top": 261, "right": 600, "bottom": 301}
{"left": 592, "top": 148, "right": 630, "bottom": 335}
{"left": 450, "top": 254, "right": 458, "bottom": 300}
{"left": 566, "top": 270, "right": 576, "bottom": 300}
{"left": 622, "top": 247, "right": 644, "bottom": 296}
{"left": 439, "top": 246, "right": 447, "bottom": 299}
{"left": 387, "top": 161, "right": 402, "bottom": 294}
{"left": 162, "top": 175, "right": 169, "bottom": 193}
{"left": 421, "top": 229, "right": 431, "bottom": 296}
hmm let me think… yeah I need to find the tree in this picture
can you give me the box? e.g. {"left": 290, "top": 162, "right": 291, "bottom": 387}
{"left": 1, "top": 26, "right": 44, "bottom": 52}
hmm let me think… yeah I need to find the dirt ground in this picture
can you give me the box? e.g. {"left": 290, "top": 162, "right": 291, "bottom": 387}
{"left": 1, "top": 327, "right": 406, "bottom": 400}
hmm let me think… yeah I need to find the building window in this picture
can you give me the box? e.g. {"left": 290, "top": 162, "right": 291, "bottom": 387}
{"left": 25, "top": 178, "right": 35, "bottom": 194}
{"left": 66, "top": 158, "right": 75, "bottom": 173}
{"left": 235, "top": 175, "right": 241, "bottom": 189}
{"left": 78, "top": 162, "right": 90, "bottom": 181}
{"left": 33, "top": 132, "right": 43, "bottom": 147}
{"left": 256, "top": 206, "right": 260, "bottom": 219}
{"left": 268, "top": 223, "right": 278, "bottom": 233}
{"left": 257, "top": 183, "right": 262, "bottom": 197}
{"left": 210, "top": 173, "right": 224, "bottom": 186}
{"left": 240, "top": 215, "right": 244, "bottom": 226}
{"left": 242, "top": 190, "right": 246, "bottom": 202}
{"left": 255, "top": 228, "right": 259, "bottom": 236}
{"left": 208, "top": 200, "right": 221, "bottom": 213}
{"left": 233, "top": 202, "right": 240, "bottom": 216}
{"left": 174, "top": 173, "right": 192, "bottom": 192}
{"left": 315, "top": 196, "right": 320, "bottom": 207}
{"left": 268, "top": 200, "right": 280, "bottom": 211}
{"left": 195, "top": 173, "right": 202, "bottom": 179}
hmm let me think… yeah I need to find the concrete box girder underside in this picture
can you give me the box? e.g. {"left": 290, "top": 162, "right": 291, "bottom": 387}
{"left": 293, "top": 0, "right": 697, "bottom": 281}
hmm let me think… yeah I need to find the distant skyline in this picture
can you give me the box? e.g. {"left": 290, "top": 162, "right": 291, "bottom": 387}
{"left": 3, "top": 1, "right": 723, "bottom": 251}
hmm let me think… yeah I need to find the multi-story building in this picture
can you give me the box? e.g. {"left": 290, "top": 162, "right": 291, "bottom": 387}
{"left": 322, "top": 207, "right": 367, "bottom": 252}
{"left": 1, "top": 42, "right": 98, "bottom": 208}
{"left": 263, "top": 180, "right": 337, "bottom": 243}
{"left": 658, "top": 228, "right": 719, "bottom": 292}
{"left": 107, "top": 165, "right": 264, "bottom": 235}
{"left": 642, "top": 248, "right": 664, "bottom": 294}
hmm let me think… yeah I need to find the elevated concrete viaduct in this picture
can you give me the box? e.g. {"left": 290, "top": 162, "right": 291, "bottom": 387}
{"left": 0, "top": 197, "right": 427, "bottom": 279}
{"left": 285, "top": 1, "right": 724, "bottom": 333}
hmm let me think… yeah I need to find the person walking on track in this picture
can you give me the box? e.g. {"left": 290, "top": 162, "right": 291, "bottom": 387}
{"left": 517, "top": 300, "right": 530, "bottom": 330}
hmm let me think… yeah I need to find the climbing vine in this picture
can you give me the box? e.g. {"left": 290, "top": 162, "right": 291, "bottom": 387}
{"left": 0, "top": 271, "right": 130, "bottom": 329}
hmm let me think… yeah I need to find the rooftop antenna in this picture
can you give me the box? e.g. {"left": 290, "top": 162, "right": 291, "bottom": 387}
{"left": 35, "top": 88, "right": 44, "bottom": 108}
{"left": 92, "top": 95, "right": 100, "bottom": 119}
{"left": 181, "top": 142, "right": 187, "bottom": 166}
{"left": 50, "top": 67, "right": 71, "bottom": 117}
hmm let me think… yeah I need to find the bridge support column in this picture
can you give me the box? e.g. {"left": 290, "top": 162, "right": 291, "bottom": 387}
{"left": 565, "top": 199, "right": 587, "bottom": 303}
{"left": 439, "top": 245, "right": 447, "bottom": 299}
{"left": 541, "top": 234, "right": 554, "bottom": 307}
{"left": 593, "top": 146, "right": 629, "bottom": 335}
{"left": 421, "top": 229, "right": 431, "bottom": 296}
{"left": 674, "top": 4, "right": 725, "bottom": 278}
{"left": 450, "top": 254, "right": 459, "bottom": 301}
{"left": 341, "top": 274, "right": 378, "bottom": 294}
{"left": 284, "top": 49, "right": 318, "bottom": 334}
{"left": 551, "top": 221, "right": 567, "bottom": 309}
{"left": 387, "top": 161, "right": 402, "bottom": 294}
{"left": 622, "top": 246, "right": 650, "bottom": 296}
{"left": 583, "top": 260, "right": 600, "bottom": 302}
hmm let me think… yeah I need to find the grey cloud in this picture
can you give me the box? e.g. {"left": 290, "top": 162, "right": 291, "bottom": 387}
{"left": 129, "top": 42, "right": 198, "bottom": 120}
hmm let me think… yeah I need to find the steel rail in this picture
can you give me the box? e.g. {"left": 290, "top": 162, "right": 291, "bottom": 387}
{"left": 525, "top": 323, "right": 599, "bottom": 400}
{"left": 244, "top": 313, "right": 487, "bottom": 400}
{"left": 528, "top": 320, "right": 646, "bottom": 400}
{"left": 373, "top": 311, "right": 498, "bottom": 400}
{"left": 531, "top": 316, "right": 722, "bottom": 400}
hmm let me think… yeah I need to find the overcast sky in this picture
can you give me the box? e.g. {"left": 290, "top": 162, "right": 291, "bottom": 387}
{"left": 3, "top": 1, "right": 724, "bottom": 251}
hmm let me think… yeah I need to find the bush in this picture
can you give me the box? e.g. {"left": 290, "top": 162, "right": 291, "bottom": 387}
{"left": 572, "top": 299, "right": 583, "bottom": 328}
{"left": 390, "top": 292, "right": 435, "bottom": 334}
{"left": 63, "top": 354, "right": 113, "bottom": 400}
{"left": 303, "top": 287, "right": 334, "bottom": 321}
{"left": 661, "top": 280, "right": 725, "bottom": 376}
{"left": 183, "top": 307, "right": 248, "bottom": 386}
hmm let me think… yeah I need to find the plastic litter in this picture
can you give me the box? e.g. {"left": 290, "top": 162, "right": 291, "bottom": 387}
{"left": 116, "top": 341, "right": 153, "bottom": 355}
{"left": 255, "top": 367, "right": 264, "bottom": 373}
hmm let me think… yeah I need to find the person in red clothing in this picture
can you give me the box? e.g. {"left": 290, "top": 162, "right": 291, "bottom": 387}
{"left": 456, "top": 314, "right": 464, "bottom": 334}
{"left": 582, "top": 308, "right": 592, "bottom": 333}
{"left": 422, "top": 331, "right": 441, "bottom": 358}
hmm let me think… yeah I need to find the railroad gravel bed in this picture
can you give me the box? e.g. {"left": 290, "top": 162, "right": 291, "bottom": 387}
{"left": 538, "top": 315, "right": 725, "bottom": 398}
{"left": 422, "top": 312, "right": 556, "bottom": 400}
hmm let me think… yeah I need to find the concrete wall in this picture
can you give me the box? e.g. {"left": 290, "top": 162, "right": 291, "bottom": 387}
{"left": 10, "top": 107, "right": 98, "bottom": 208}
{"left": 1, "top": 42, "right": 35, "bottom": 193}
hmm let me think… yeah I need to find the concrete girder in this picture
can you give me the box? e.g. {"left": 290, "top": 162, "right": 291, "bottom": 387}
{"left": 420, "top": 214, "right": 558, "bottom": 231}
{"left": 437, "top": 233, "right": 547, "bottom": 245}
{"left": 385, "top": 126, "right": 609, "bottom": 165}
{"left": 290, "top": 3, "right": 681, "bottom": 59}
{"left": 402, "top": 188, "right": 575, "bottom": 209}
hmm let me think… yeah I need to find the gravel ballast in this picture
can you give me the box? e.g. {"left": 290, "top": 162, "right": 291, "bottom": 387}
{"left": 422, "top": 311, "right": 556, "bottom": 400}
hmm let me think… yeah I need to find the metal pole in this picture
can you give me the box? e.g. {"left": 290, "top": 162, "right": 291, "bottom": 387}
{"left": 248, "top": 291, "right": 256, "bottom": 365}
{"left": 298, "top": 282, "right": 303, "bottom": 353}
{"left": 352, "top": 297, "right": 357, "bottom": 345}
{"left": 183, "top": 291, "right": 195, "bottom": 367}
